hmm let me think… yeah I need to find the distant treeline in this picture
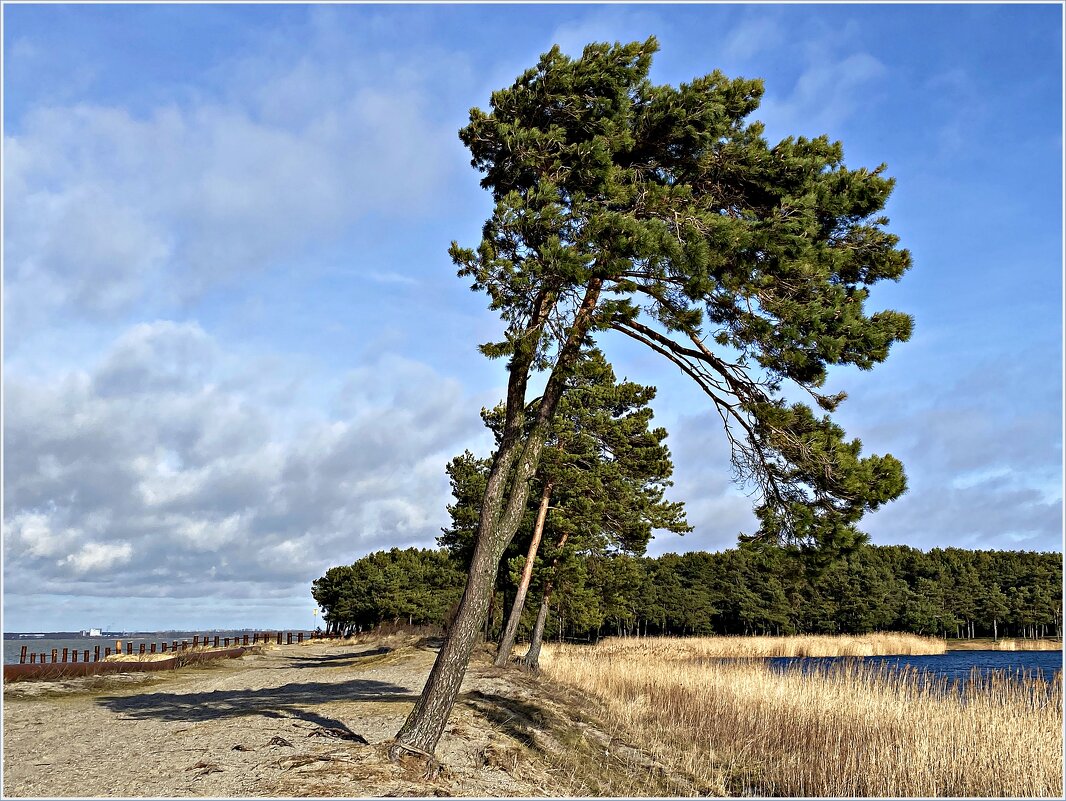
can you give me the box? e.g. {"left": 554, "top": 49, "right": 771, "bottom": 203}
{"left": 311, "top": 545, "right": 1062, "bottom": 641}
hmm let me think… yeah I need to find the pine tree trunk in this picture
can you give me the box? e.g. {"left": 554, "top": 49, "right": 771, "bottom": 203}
{"left": 520, "top": 527, "right": 572, "bottom": 670}
{"left": 391, "top": 519, "right": 510, "bottom": 761}
{"left": 483, "top": 586, "right": 495, "bottom": 641}
{"left": 498, "top": 579, "right": 511, "bottom": 643}
{"left": 495, "top": 482, "right": 553, "bottom": 666}
{"left": 390, "top": 281, "right": 602, "bottom": 763}
{"left": 522, "top": 584, "right": 554, "bottom": 671}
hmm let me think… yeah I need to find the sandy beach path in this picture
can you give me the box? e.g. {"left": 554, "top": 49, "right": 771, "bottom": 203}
{"left": 2, "top": 636, "right": 555, "bottom": 797}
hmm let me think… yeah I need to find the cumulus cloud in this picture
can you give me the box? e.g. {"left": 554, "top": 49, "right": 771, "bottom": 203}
{"left": 758, "top": 51, "right": 887, "bottom": 138}
{"left": 640, "top": 345, "right": 1062, "bottom": 557}
{"left": 718, "top": 13, "right": 786, "bottom": 63}
{"left": 93, "top": 321, "right": 217, "bottom": 397}
{"left": 60, "top": 542, "right": 134, "bottom": 575}
{"left": 866, "top": 478, "right": 1060, "bottom": 551}
{"left": 3, "top": 322, "right": 487, "bottom": 602}
{"left": 2, "top": 37, "right": 459, "bottom": 326}
{"left": 547, "top": 6, "right": 667, "bottom": 59}
{"left": 647, "top": 410, "right": 759, "bottom": 556}
{"left": 830, "top": 351, "right": 1062, "bottom": 552}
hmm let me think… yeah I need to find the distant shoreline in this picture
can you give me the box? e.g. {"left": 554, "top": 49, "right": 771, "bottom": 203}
{"left": 3, "top": 628, "right": 314, "bottom": 640}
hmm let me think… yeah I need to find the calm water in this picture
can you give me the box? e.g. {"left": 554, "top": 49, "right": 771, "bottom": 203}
{"left": 3, "top": 631, "right": 311, "bottom": 664}
{"left": 767, "top": 649, "right": 1062, "bottom": 683}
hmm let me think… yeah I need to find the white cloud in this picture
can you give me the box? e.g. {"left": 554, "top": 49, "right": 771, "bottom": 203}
{"left": 366, "top": 271, "right": 418, "bottom": 286}
{"left": 719, "top": 14, "right": 786, "bottom": 62}
{"left": 548, "top": 7, "right": 667, "bottom": 59}
{"left": 4, "top": 512, "right": 79, "bottom": 559}
{"left": 93, "top": 321, "right": 216, "bottom": 397}
{"left": 60, "top": 542, "right": 133, "bottom": 575}
{"left": 866, "top": 478, "right": 1061, "bottom": 551}
{"left": 759, "top": 52, "right": 887, "bottom": 138}
{"left": 645, "top": 409, "right": 759, "bottom": 555}
{"left": 3, "top": 322, "right": 487, "bottom": 599}
{"left": 174, "top": 515, "right": 245, "bottom": 552}
{"left": 923, "top": 67, "right": 987, "bottom": 159}
{"left": 3, "top": 45, "right": 458, "bottom": 327}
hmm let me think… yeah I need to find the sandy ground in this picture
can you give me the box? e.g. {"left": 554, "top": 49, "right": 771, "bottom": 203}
{"left": 0, "top": 635, "right": 562, "bottom": 797}
{"left": 3, "top": 634, "right": 691, "bottom": 798}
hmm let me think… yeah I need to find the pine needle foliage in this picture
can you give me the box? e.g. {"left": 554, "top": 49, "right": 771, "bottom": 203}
{"left": 451, "top": 37, "right": 911, "bottom": 551}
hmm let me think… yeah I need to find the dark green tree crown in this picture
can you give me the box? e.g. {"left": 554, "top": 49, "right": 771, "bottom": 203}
{"left": 451, "top": 37, "right": 912, "bottom": 550}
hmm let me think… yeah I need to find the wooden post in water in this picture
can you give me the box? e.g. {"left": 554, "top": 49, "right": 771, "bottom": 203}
{"left": 116, "top": 640, "right": 122, "bottom": 654}
{"left": 297, "top": 632, "right": 303, "bottom": 643}
{"left": 126, "top": 642, "right": 133, "bottom": 655}
{"left": 243, "top": 634, "right": 249, "bottom": 646}
{"left": 19, "top": 646, "right": 27, "bottom": 664}
{"left": 172, "top": 641, "right": 177, "bottom": 652}
{"left": 193, "top": 636, "right": 199, "bottom": 648}
{"left": 213, "top": 636, "right": 219, "bottom": 648}
{"left": 138, "top": 643, "right": 145, "bottom": 655}
{"left": 95, "top": 645, "right": 101, "bottom": 662}
{"left": 181, "top": 641, "right": 188, "bottom": 651}
{"left": 29, "top": 653, "right": 36, "bottom": 664}
{"left": 72, "top": 650, "right": 78, "bottom": 663}
{"left": 51, "top": 649, "right": 58, "bottom": 663}
{"left": 150, "top": 643, "right": 156, "bottom": 654}
{"left": 276, "top": 631, "right": 282, "bottom": 645}
{"left": 105, "top": 647, "right": 111, "bottom": 658}
{"left": 84, "top": 650, "right": 89, "bottom": 662}
{"left": 62, "top": 648, "right": 69, "bottom": 663}
{"left": 224, "top": 638, "right": 230, "bottom": 647}
{"left": 287, "top": 632, "right": 292, "bottom": 645}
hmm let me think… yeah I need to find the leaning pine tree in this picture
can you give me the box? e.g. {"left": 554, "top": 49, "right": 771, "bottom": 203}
{"left": 439, "top": 348, "right": 690, "bottom": 666}
{"left": 390, "top": 38, "right": 912, "bottom": 766}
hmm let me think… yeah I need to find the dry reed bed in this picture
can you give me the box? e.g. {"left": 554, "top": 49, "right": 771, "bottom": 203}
{"left": 582, "top": 631, "right": 947, "bottom": 659}
{"left": 541, "top": 635, "right": 1062, "bottom": 797}
{"left": 959, "top": 639, "right": 1066, "bottom": 652}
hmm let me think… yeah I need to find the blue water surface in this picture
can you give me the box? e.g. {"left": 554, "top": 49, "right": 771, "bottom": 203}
{"left": 767, "top": 649, "right": 1062, "bottom": 684}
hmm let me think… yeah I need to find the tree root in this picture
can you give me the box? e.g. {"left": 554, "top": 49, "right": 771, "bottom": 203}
{"left": 387, "top": 739, "right": 443, "bottom": 780}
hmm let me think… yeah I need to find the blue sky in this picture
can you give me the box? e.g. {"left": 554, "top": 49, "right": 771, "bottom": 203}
{"left": 3, "top": 2, "right": 1062, "bottom": 632}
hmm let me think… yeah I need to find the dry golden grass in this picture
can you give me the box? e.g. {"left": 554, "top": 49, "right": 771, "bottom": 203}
{"left": 582, "top": 631, "right": 946, "bottom": 659}
{"left": 541, "top": 635, "right": 1063, "bottom": 797}
{"left": 1001, "top": 638, "right": 1063, "bottom": 651}
{"left": 949, "top": 638, "right": 1063, "bottom": 652}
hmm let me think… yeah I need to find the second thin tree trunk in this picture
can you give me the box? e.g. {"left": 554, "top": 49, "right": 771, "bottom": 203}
{"left": 494, "top": 482, "right": 553, "bottom": 666}
{"left": 522, "top": 585, "right": 553, "bottom": 669}
{"left": 520, "top": 530, "right": 570, "bottom": 670}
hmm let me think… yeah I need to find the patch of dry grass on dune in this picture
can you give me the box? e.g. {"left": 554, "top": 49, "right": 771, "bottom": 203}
{"left": 541, "top": 636, "right": 1062, "bottom": 797}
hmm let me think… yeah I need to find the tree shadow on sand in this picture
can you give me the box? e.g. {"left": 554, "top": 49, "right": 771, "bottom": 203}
{"left": 462, "top": 690, "right": 554, "bottom": 751}
{"left": 97, "top": 678, "right": 416, "bottom": 732}
{"left": 286, "top": 646, "right": 393, "bottom": 669}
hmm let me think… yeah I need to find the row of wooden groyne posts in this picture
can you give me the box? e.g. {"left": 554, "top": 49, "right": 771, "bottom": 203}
{"left": 4, "top": 630, "right": 341, "bottom": 682}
